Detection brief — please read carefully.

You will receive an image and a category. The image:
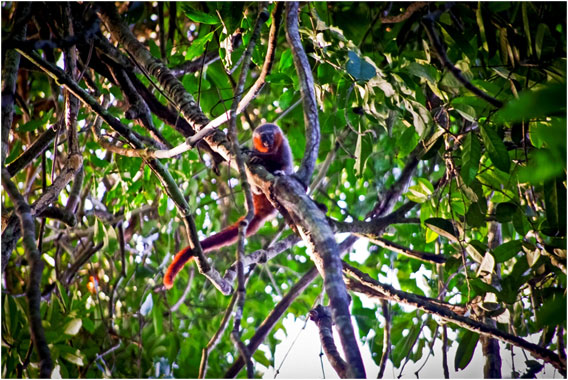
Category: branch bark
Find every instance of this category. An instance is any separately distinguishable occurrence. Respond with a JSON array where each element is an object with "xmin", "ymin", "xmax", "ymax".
[
  {"xmin": 285, "ymin": 2, "xmax": 320, "ymax": 186},
  {"xmin": 1, "ymin": 2, "xmax": 31, "ymax": 165},
  {"xmin": 309, "ymin": 305, "xmax": 348, "ymax": 378},
  {"xmin": 2, "ymin": 169, "xmax": 53, "ymax": 378}
]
